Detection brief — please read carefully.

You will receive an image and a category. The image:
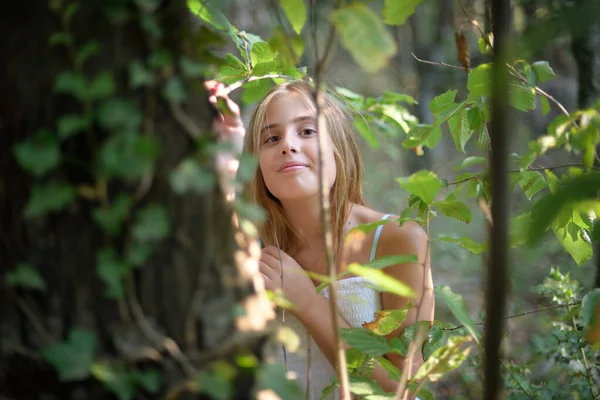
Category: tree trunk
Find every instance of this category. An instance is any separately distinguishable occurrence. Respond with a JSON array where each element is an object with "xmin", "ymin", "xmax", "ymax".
[{"xmin": 0, "ymin": 0, "xmax": 270, "ymax": 398}]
